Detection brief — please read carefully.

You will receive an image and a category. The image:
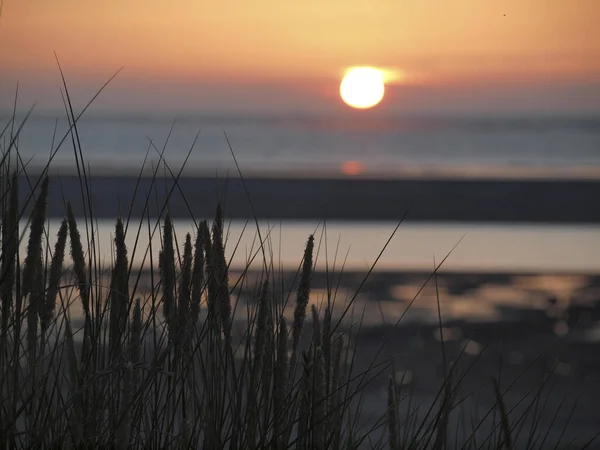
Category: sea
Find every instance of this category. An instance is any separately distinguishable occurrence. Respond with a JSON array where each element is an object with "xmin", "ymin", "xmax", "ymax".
[
  {"xmin": 4, "ymin": 112, "xmax": 600, "ymax": 178},
  {"xmin": 4, "ymin": 111, "xmax": 600, "ymax": 270}
]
